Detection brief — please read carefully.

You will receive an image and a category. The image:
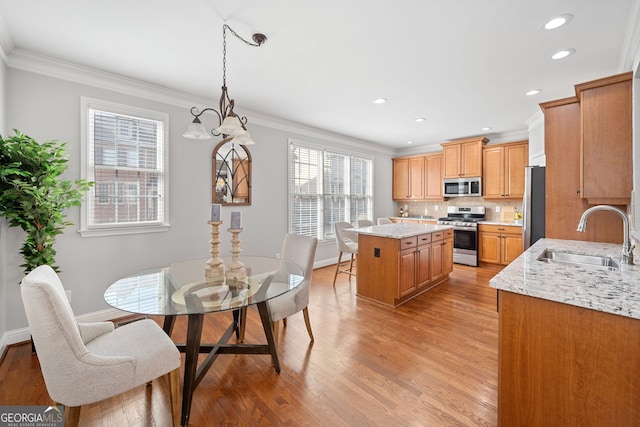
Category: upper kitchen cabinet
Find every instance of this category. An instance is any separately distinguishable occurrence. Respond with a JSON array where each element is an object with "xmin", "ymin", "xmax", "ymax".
[
  {"xmin": 424, "ymin": 153, "xmax": 444, "ymax": 200},
  {"xmin": 441, "ymin": 137, "xmax": 487, "ymax": 178},
  {"xmin": 575, "ymin": 72, "xmax": 632, "ymax": 205},
  {"xmin": 540, "ymin": 96, "xmax": 623, "ymax": 244},
  {"xmin": 482, "ymin": 141, "xmax": 528, "ymax": 200},
  {"xmin": 393, "ymin": 156, "xmax": 424, "ymax": 200}
]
